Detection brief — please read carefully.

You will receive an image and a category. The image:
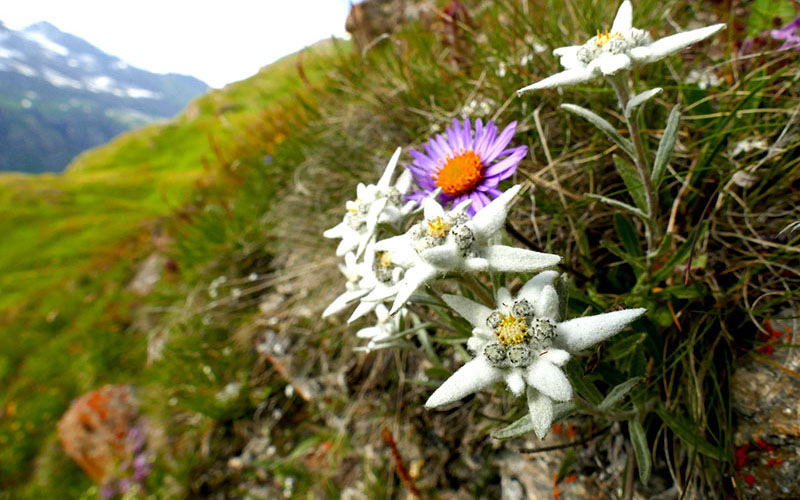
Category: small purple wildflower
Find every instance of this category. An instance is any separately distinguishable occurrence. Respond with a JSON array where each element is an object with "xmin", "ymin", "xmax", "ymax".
[
  {"xmin": 405, "ymin": 117, "xmax": 527, "ymax": 216},
  {"xmin": 770, "ymin": 15, "xmax": 800, "ymax": 50}
]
